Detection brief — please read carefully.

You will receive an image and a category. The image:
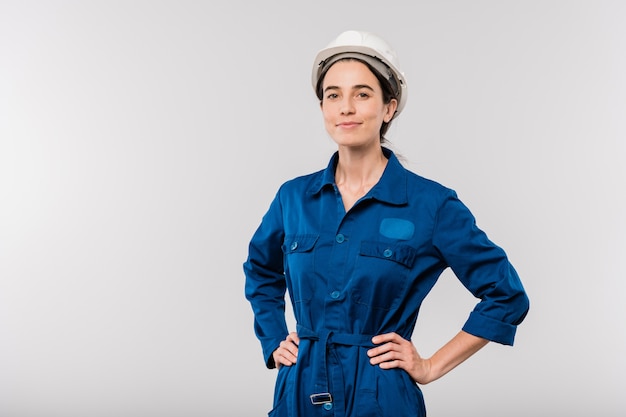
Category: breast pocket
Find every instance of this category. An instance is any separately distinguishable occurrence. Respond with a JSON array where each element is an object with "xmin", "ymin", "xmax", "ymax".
[
  {"xmin": 282, "ymin": 234, "xmax": 319, "ymax": 302},
  {"xmin": 352, "ymin": 241, "xmax": 418, "ymax": 310}
]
